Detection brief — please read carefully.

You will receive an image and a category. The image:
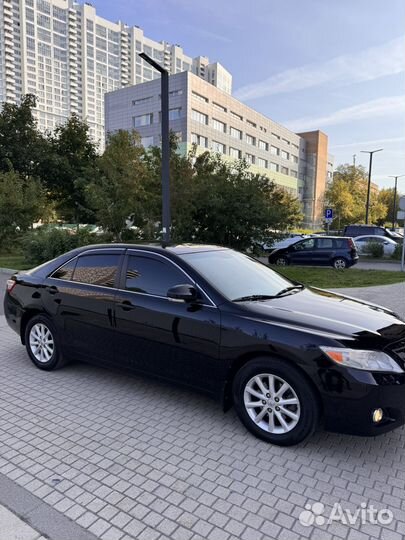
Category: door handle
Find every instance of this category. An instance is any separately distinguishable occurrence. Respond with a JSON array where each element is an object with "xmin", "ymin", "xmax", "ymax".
[
  {"xmin": 47, "ymin": 286, "xmax": 58, "ymax": 295},
  {"xmin": 117, "ymin": 300, "xmax": 135, "ymax": 311}
]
